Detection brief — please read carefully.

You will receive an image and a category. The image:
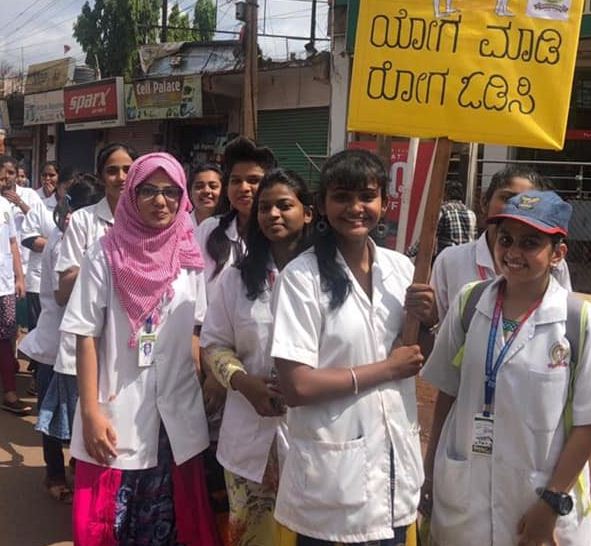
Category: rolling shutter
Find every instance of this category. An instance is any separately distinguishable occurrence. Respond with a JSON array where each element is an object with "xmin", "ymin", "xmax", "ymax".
[{"xmin": 258, "ymin": 107, "xmax": 329, "ymax": 190}]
